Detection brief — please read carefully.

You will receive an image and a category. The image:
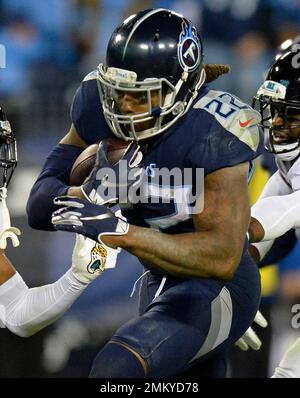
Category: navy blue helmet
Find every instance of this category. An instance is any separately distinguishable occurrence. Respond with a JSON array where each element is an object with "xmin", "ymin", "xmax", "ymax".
[{"xmin": 97, "ymin": 8, "xmax": 205, "ymax": 141}]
